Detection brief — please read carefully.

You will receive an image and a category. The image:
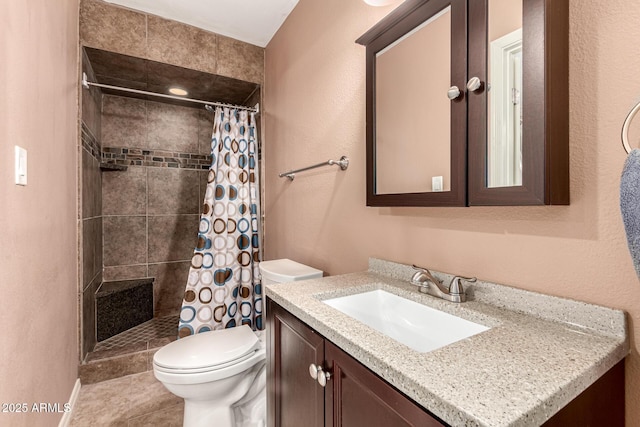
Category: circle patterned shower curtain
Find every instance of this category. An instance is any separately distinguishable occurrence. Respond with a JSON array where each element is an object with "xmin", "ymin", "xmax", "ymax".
[{"xmin": 178, "ymin": 107, "xmax": 262, "ymax": 338}]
